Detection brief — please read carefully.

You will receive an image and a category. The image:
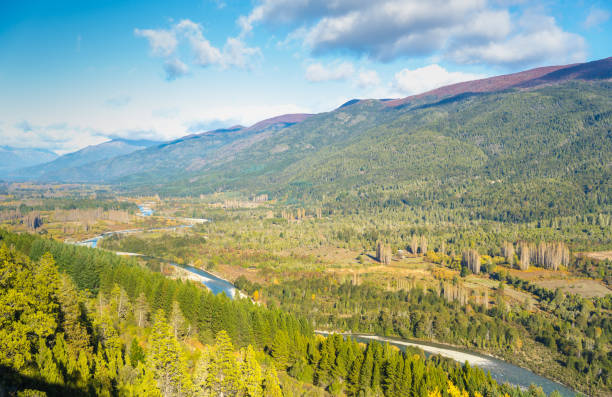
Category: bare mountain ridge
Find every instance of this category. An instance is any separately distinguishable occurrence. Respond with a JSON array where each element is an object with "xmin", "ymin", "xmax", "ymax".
[{"xmin": 383, "ymin": 57, "xmax": 612, "ymax": 108}]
